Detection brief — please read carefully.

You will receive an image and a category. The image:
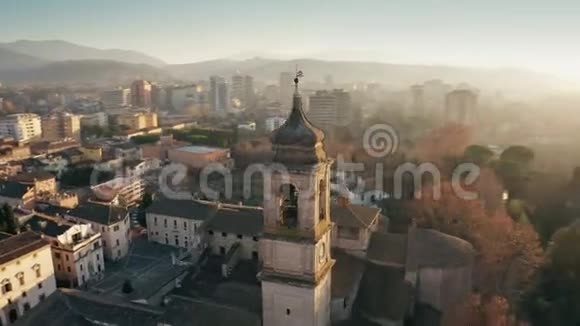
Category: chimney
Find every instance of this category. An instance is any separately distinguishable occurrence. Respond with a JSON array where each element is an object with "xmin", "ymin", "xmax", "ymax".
[{"xmin": 337, "ymin": 196, "xmax": 350, "ymax": 208}]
